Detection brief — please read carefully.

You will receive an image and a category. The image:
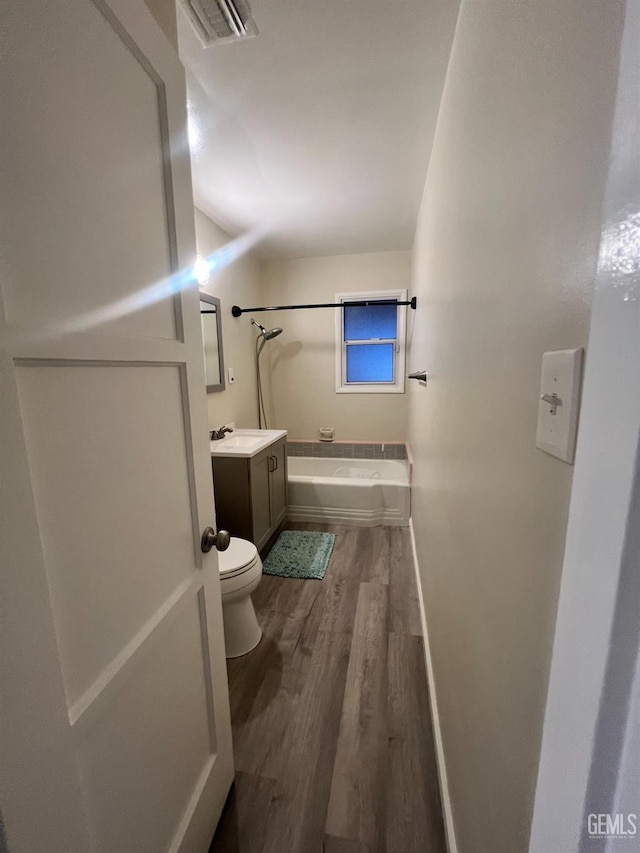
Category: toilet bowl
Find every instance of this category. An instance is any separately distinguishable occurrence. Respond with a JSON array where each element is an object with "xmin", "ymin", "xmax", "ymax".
[{"xmin": 218, "ymin": 537, "xmax": 263, "ymax": 658}]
